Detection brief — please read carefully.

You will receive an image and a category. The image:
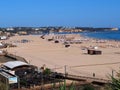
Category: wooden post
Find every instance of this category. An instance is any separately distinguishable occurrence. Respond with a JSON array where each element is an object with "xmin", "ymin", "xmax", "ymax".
[
  {"xmin": 64, "ymin": 65, "xmax": 67, "ymax": 90},
  {"xmin": 112, "ymin": 70, "xmax": 114, "ymax": 78},
  {"xmin": 18, "ymin": 76, "xmax": 20, "ymax": 89},
  {"xmin": 6, "ymin": 78, "xmax": 9, "ymax": 90}
]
